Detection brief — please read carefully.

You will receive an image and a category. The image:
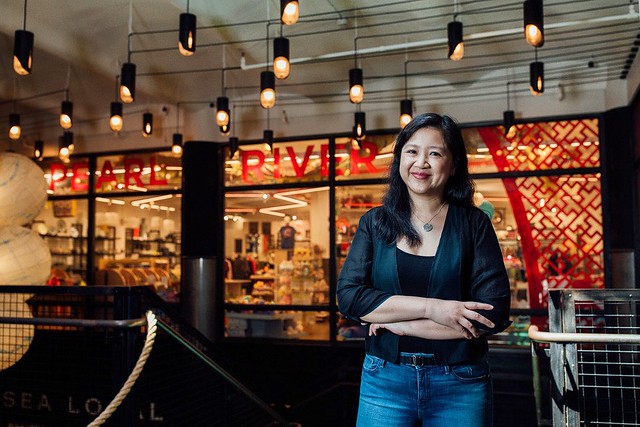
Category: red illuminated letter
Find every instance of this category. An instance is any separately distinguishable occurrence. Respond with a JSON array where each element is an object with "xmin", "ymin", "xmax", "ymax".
[
  {"xmin": 95, "ymin": 160, "xmax": 118, "ymax": 190},
  {"xmin": 49, "ymin": 163, "xmax": 67, "ymax": 191},
  {"xmin": 124, "ymin": 158, "xmax": 145, "ymax": 188},
  {"xmin": 149, "ymin": 156, "xmax": 168, "ymax": 186},
  {"xmin": 351, "ymin": 141, "xmax": 380, "ymax": 175},
  {"xmin": 287, "ymin": 145, "xmax": 314, "ymax": 177},
  {"xmin": 242, "ymin": 150, "xmax": 266, "ymax": 182},
  {"xmin": 71, "ymin": 161, "xmax": 89, "ymax": 191}
]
